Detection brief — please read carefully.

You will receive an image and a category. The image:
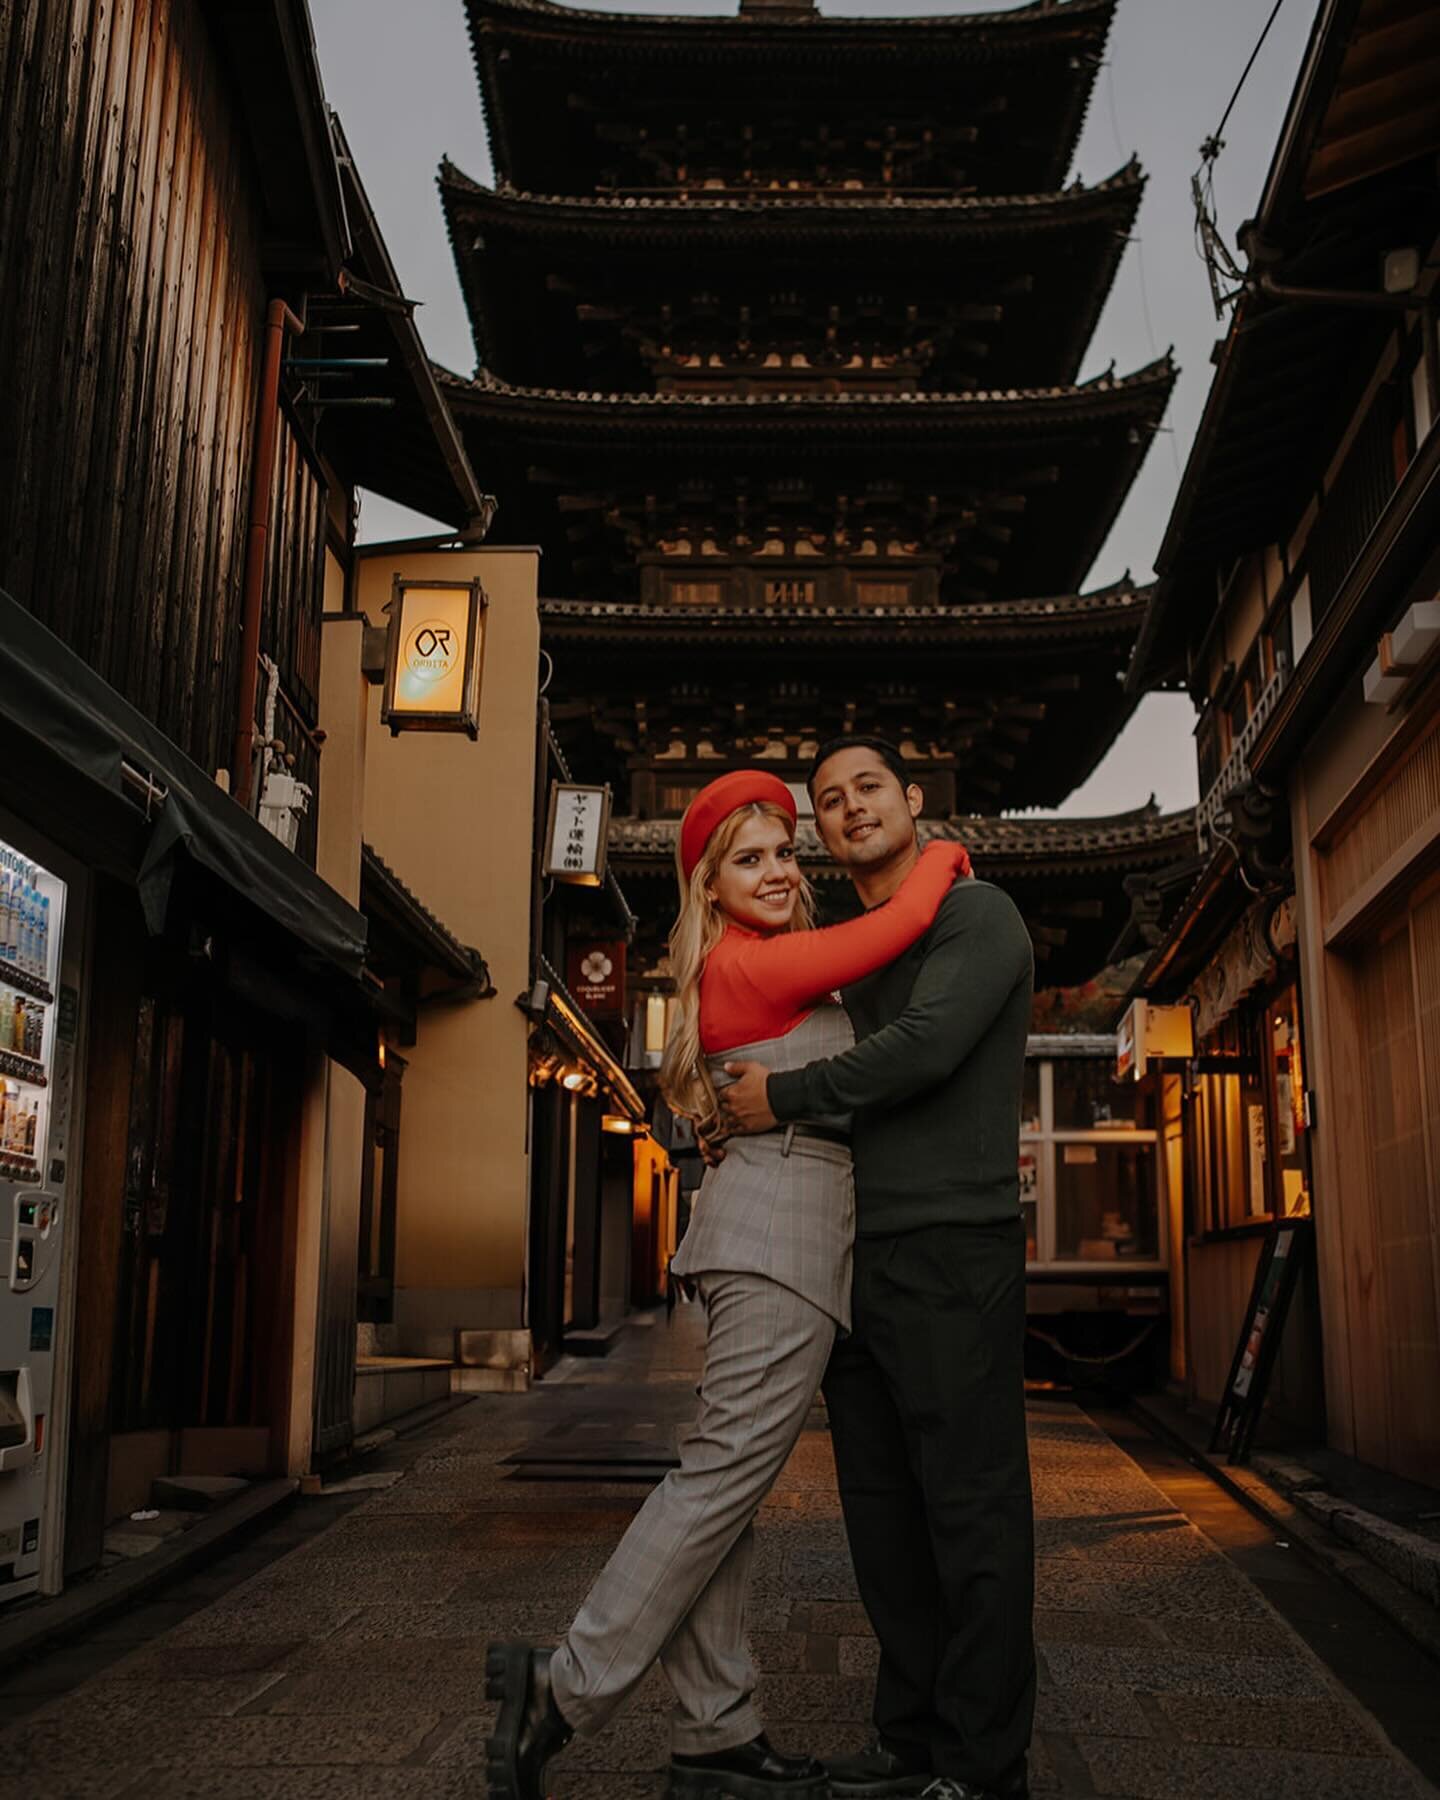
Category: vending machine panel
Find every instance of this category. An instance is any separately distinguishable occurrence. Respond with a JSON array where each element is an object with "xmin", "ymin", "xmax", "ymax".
[{"xmin": 0, "ymin": 833, "xmax": 79, "ymax": 1601}]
